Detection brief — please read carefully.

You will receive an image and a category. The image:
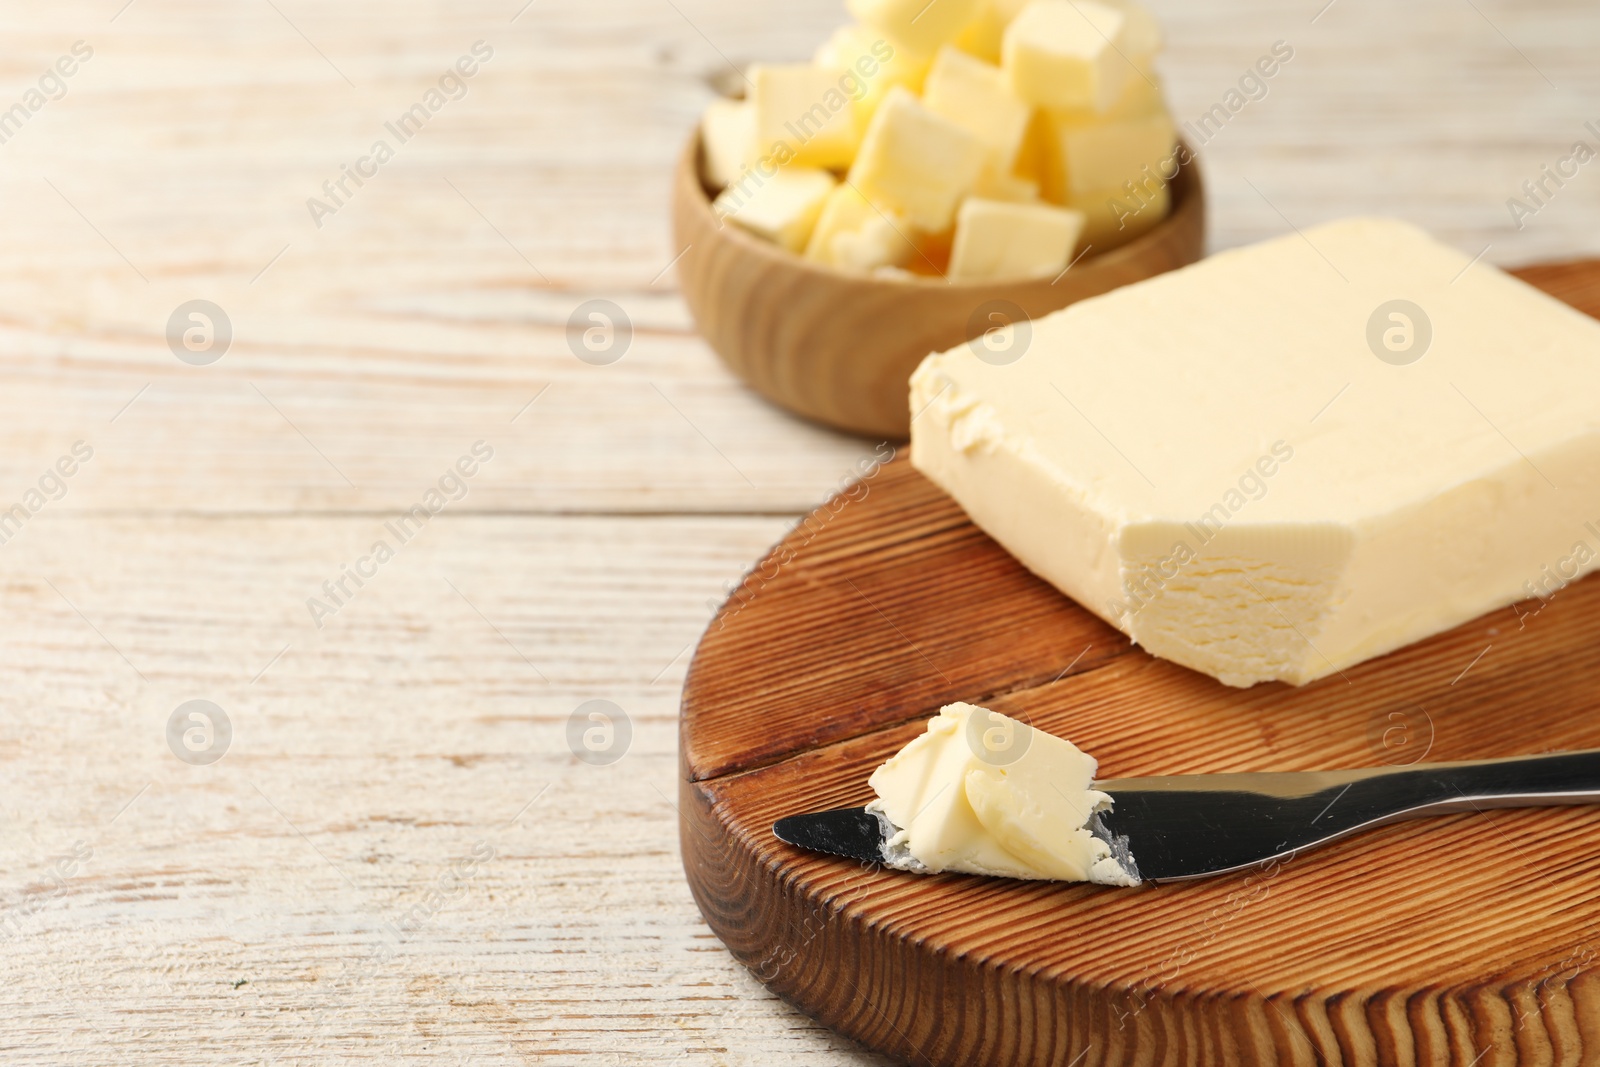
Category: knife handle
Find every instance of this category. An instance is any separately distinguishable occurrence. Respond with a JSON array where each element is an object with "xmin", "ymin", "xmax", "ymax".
[{"xmin": 1375, "ymin": 749, "xmax": 1600, "ymax": 817}]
